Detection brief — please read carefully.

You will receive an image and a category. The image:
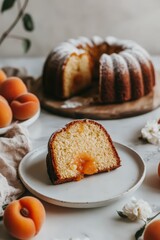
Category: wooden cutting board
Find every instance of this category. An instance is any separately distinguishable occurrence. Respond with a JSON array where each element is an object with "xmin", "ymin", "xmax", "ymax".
[
  {"xmin": 39, "ymin": 70, "xmax": 160, "ymax": 120},
  {"xmin": 4, "ymin": 63, "xmax": 159, "ymax": 120}
]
